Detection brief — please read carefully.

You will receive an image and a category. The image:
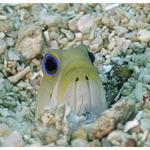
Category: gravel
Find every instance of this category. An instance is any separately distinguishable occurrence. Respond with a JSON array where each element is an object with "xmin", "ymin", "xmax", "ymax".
[{"xmin": 0, "ymin": 3, "xmax": 150, "ymax": 147}]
